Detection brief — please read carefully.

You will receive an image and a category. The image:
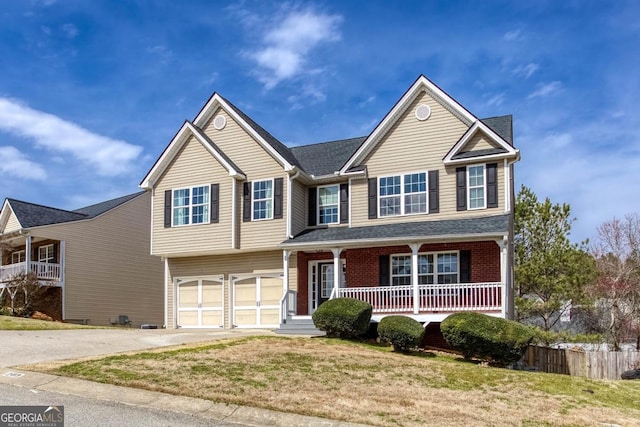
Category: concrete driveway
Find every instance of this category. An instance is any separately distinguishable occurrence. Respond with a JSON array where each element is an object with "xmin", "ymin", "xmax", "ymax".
[{"xmin": 0, "ymin": 328, "xmax": 274, "ymax": 368}]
